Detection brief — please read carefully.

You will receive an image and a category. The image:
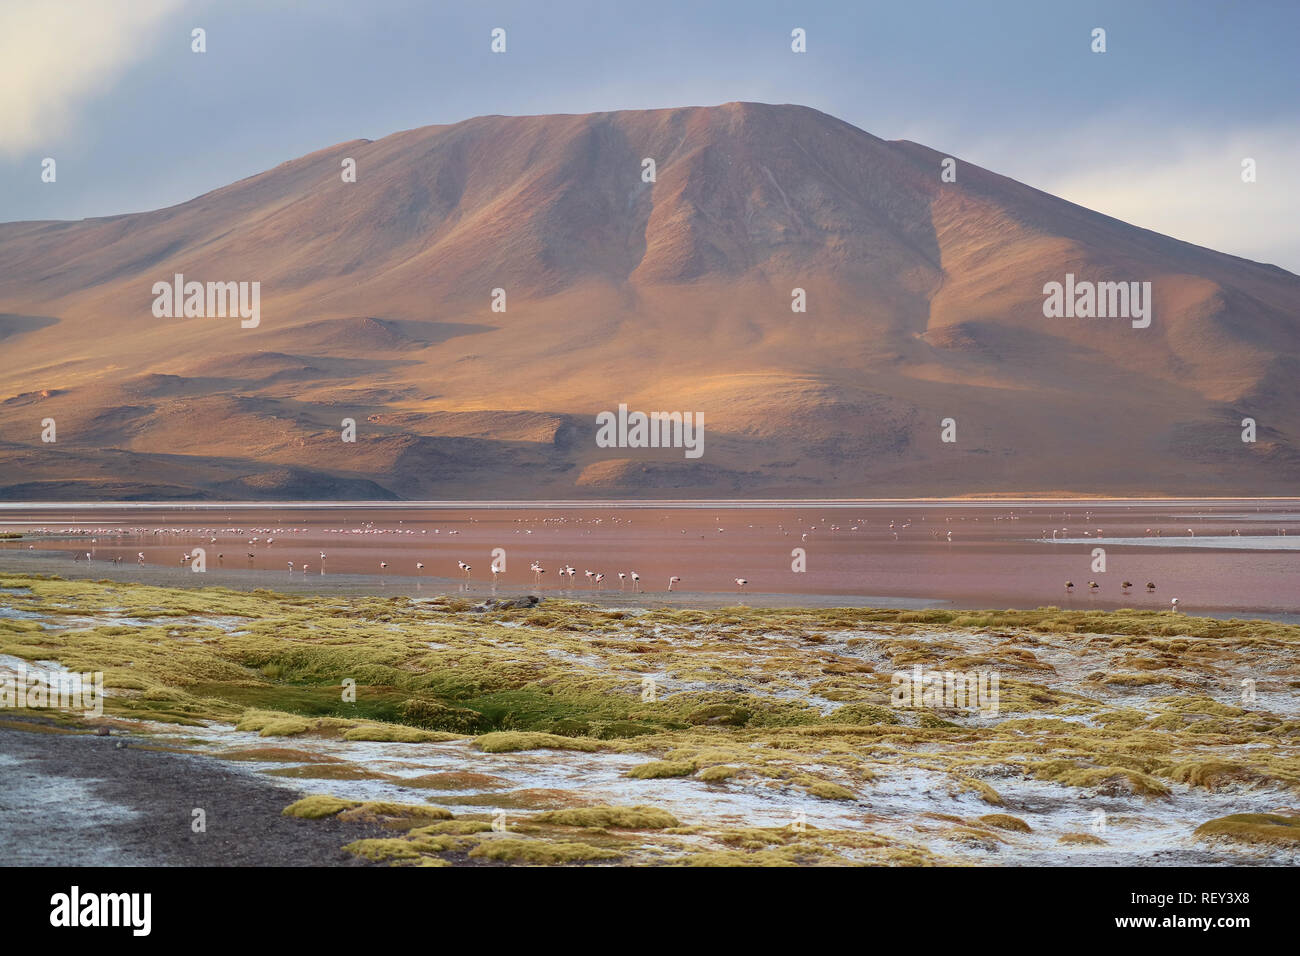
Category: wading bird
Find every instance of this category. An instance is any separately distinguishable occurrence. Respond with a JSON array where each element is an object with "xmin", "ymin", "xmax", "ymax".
[
  {"xmin": 735, "ymin": 578, "xmax": 748, "ymax": 591},
  {"xmin": 1065, "ymin": 581, "xmax": 1074, "ymax": 591},
  {"xmin": 630, "ymin": 571, "xmax": 641, "ymax": 592},
  {"xmin": 458, "ymin": 561, "xmax": 472, "ymax": 580},
  {"xmin": 1146, "ymin": 582, "xmax": 1156, "ymax": 592},
  {"xmin": 668, "ymin": 576, "xmax": 681, "ymax": 591}
]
